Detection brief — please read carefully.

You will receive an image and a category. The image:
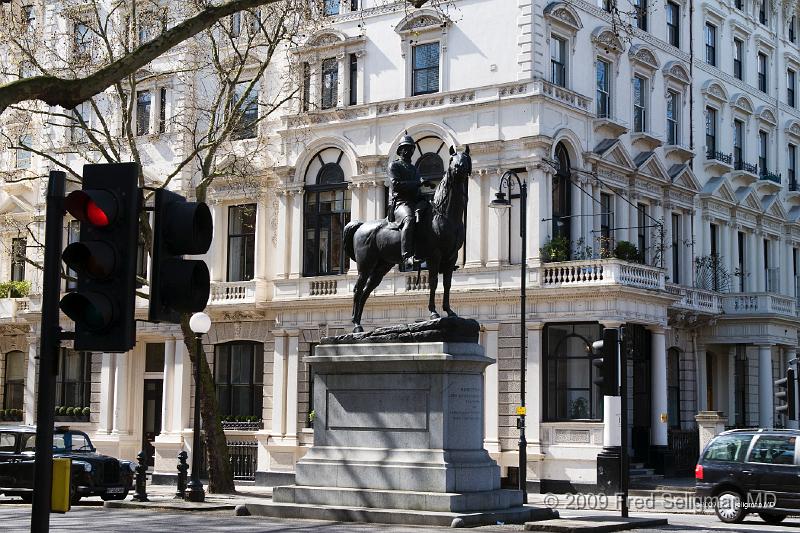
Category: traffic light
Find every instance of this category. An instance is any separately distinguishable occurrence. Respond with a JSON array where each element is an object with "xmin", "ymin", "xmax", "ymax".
[
  {"xmin": 775, "ymin": 367, "xmax": 797, "ymax": 421},
  {"xmin": 148, "ymin": 189, "xmax": 212, "ymax": 323},
  {"xmin": 591, "ymin": 327, "xmax": 619, "ymax": 397},
  {"xmin": 60, "ymin": 163, "xmax": 140, "ymax": 352}
]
